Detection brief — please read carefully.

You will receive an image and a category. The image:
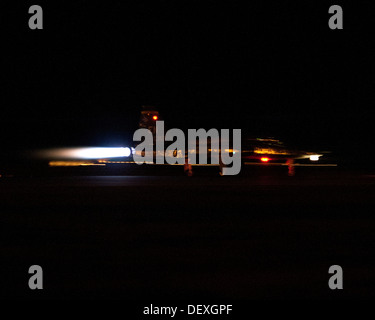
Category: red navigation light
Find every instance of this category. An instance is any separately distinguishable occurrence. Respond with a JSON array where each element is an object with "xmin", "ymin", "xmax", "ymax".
[
  {"xmin": 261, "ymin": 157, "xmax": 269, "ymax": 162},
  {"xmin": 152, "ymin": 115, "xmax": 158, "ymax": 120}
]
